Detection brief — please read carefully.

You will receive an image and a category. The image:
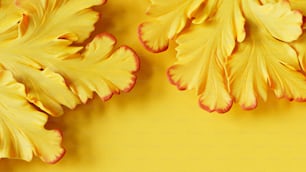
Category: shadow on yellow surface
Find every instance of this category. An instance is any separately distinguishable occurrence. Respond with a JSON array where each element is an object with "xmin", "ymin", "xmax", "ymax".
[{"xmin": 1, "ymin": 0, "xmax": 306, "ymax": 171}]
